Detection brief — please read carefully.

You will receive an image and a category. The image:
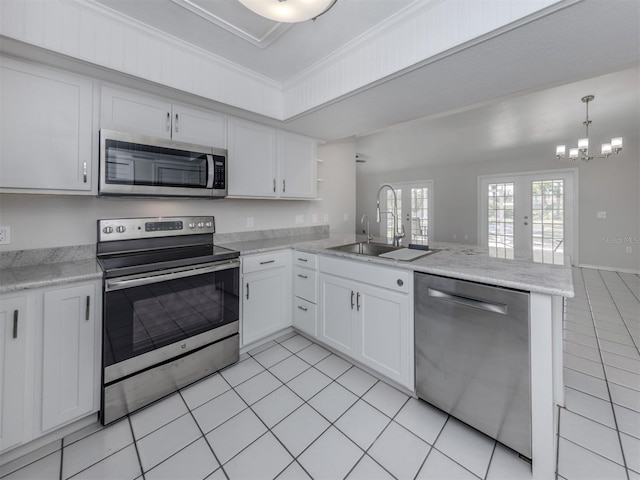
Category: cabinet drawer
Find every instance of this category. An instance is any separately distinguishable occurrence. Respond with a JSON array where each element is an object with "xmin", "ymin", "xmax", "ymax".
[
  {"xmin": 293, "ymin": 251, "xmax": 317, "ymax": 268},
  {"xmin": 294, "ymin": 266, "xmax": 317, "ymax": 303},
  {"xmin": 319, "ymin": 255, "xmax": 410, "ymax": 294},
  {"xmin": 293, "ymin": 298, "xmax": 317, "ymax": 337},
  {"xmin": 243, "ymin": 251, "xmax": 290, "ymax": 274}
]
